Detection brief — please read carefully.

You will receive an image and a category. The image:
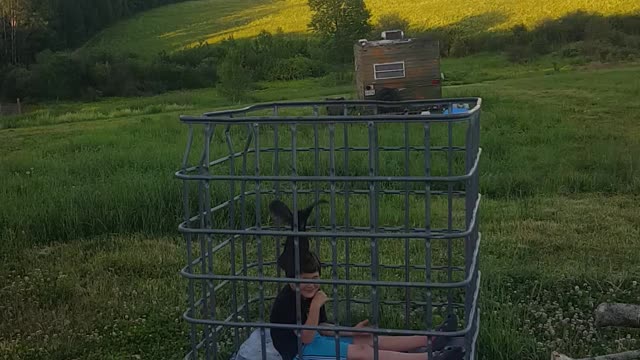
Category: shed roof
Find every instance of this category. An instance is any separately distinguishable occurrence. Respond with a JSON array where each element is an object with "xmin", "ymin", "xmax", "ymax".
[{"xmin": 355, "ymin": 38, "xmax": 414, "ymax": 48}]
